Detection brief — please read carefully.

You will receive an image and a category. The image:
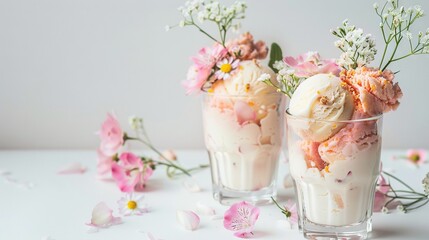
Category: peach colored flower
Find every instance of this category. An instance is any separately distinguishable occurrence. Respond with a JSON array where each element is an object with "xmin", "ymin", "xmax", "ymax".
[{"xmin": 227, "ymin": 32, "xmax": 268, "ymax": 60}]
